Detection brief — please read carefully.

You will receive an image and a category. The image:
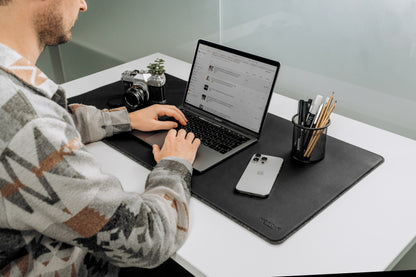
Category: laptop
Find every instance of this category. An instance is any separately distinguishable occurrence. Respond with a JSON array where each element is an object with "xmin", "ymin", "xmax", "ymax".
[{"xmin": 132, "ymin": 39, "xmax": 280, "ymax": 172}]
